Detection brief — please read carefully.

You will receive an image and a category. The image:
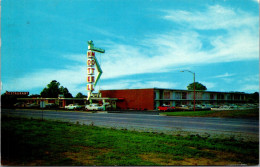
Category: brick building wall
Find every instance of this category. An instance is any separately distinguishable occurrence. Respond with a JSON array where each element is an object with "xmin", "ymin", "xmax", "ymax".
[{"xmin": 100, "ymin": 89, "xmax": 155, "ymax": 110}]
